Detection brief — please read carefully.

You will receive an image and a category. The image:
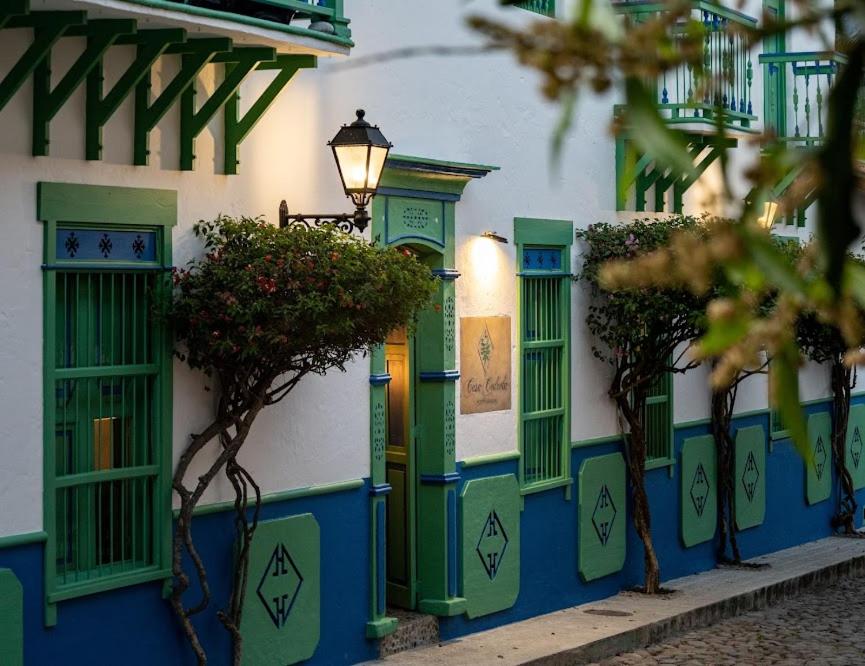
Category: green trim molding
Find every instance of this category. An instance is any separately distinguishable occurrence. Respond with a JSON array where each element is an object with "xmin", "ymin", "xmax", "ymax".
[
  {"xmin": 176, "ymin": 479, "xmax": 365, "ymax": 518},
  {"xmin": 38, "ymin": 182, "xmax": 178, "ymax": 227},
  {"xmin": 460, "ymin": 450, "xmax": 521, "ymax": 469},
  {"xmin": 0, "ymin": 531, "xmax": 48, "ymax": 550},
  {"xmin": 381, "ymin": 154, "xmax": 498, "ymax": 198}
]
